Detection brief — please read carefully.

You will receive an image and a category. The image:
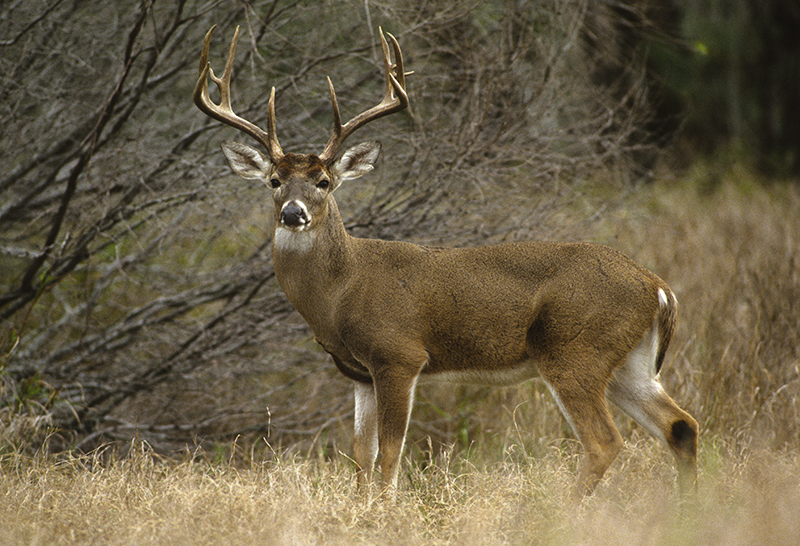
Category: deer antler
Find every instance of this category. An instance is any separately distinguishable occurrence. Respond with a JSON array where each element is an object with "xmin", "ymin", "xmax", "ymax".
[
  {"xmin": 318, "ymin": 28, "xmax": 409, "ymax": 164},
  {"xmin": 193, "ymin": 25, "xmax": 283, "ymax": 162}
]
